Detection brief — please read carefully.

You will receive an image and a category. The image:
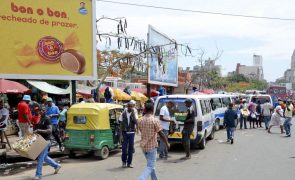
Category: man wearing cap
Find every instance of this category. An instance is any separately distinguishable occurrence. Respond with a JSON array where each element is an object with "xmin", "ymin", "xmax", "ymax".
[
  {"xmin": 181, "ymin": 98, "xmax": 195, "ymax": 160},
  {"xmin": 119, "ymin": 101, "xmax": 138, "ymax": 168},
  {"xmin": 284, "ymin": 100, "xmax": 293, "ymax": 137},
  {"xmin": 123, "ymin": 100, "xmax": 139, "ymax": 119},
  {"xmin": 46, "ymin": 98, "xmax": 62, "ymax": 151},
  {"xmin": 17, "ymin": 95, "xmax": 33, "ymax": 136}
]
